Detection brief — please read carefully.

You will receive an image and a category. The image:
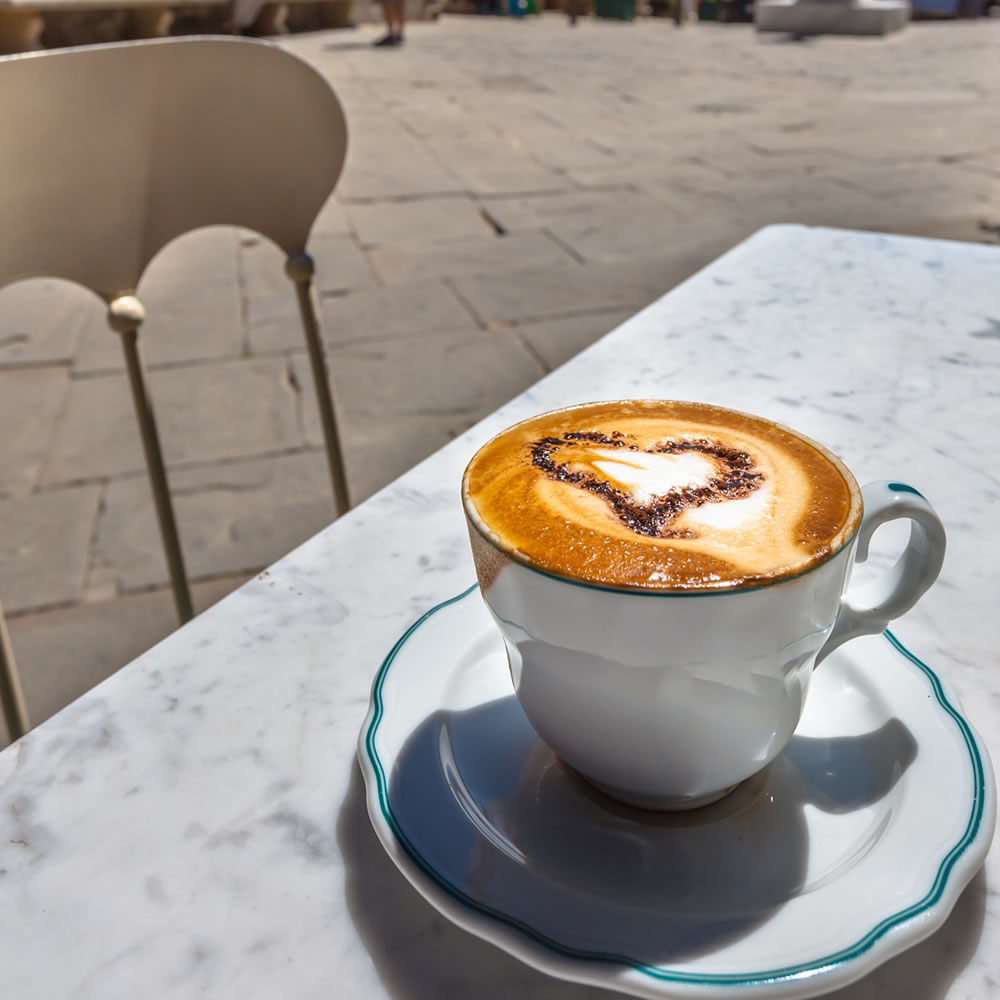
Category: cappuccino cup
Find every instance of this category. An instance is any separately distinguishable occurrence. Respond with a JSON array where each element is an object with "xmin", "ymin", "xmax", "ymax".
[{"xmin": 462, "ymin": 400, "xmax": 946, "ymax": 810}]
